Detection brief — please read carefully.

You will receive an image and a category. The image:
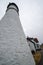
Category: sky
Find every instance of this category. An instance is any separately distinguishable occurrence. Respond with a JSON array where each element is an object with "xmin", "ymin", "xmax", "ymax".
[{"xmin": 0, "ymin": 0, "xmax": 43, "ymax": 44}]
